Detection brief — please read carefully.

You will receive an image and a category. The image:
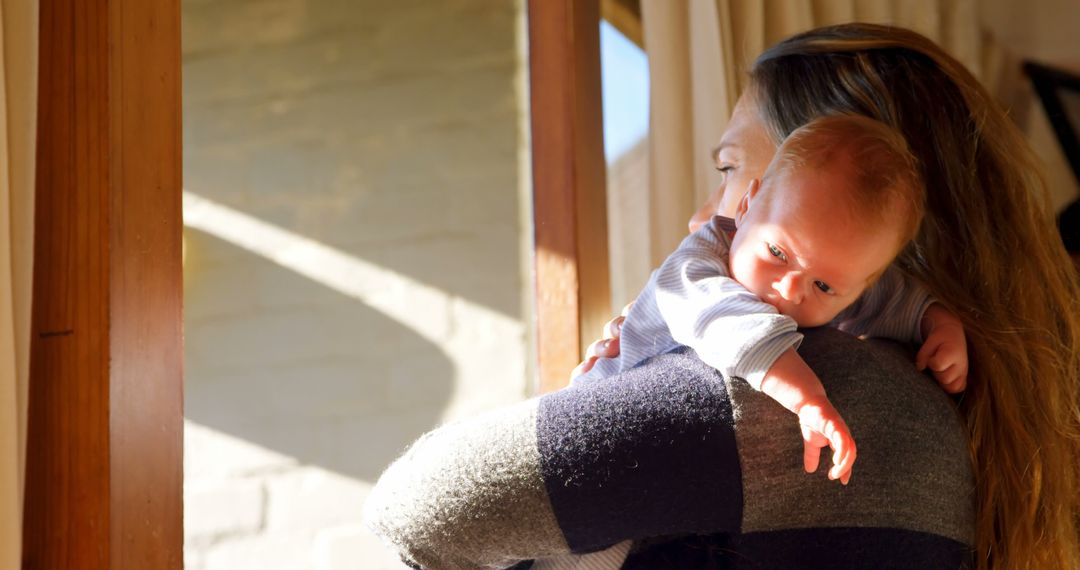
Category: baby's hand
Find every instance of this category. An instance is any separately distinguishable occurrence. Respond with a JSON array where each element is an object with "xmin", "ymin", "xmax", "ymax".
[
  {"xmin": 917, "ymin": 304, "xmax": 968, "ymax": 393},
  {"xmin": 761, "ymin": 349, "xmax": 856, "ymax": 485},
  {"xmin": 795, "ymin": 397, "xmax": 856, "ymax": 485}
]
